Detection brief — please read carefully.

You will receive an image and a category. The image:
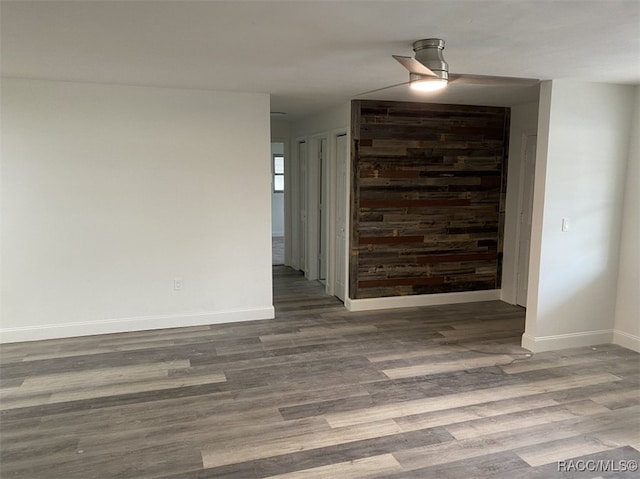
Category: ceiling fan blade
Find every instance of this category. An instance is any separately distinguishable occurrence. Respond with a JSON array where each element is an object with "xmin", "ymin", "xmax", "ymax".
[
  {"xmin": 448, "ymin": 73, "xmax": 539, "ymax": 87},
  {"xmin": 392, "ymin": 55, "xmax": 438, "ymax": 77},
  {"xmin": 357, "ymin": 81, "xmax": 411, "ymax": 97}
]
